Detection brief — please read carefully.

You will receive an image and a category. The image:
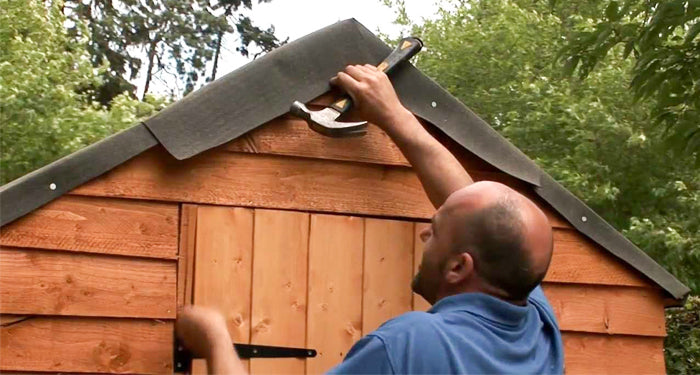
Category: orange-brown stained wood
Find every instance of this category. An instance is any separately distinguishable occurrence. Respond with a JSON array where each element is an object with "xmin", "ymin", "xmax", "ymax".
[
  {"xmin": 177, "ymin": 204, "xmax": 198, "ymax": 309},
  {"xmin": 0, "ymin": 248, "xmax": 176, "ymax": 319},
  {"xmin": 0, "ymin": 196, "xmax": 178, "ymax": 259},
  {"xmin": 543, "ymin": 284, "xmax": 666, "ymax": 337},
  {"xmin": 546, "ymin": 229, "xmax": 650, "ymax": 287},
  {"xmin": 71, "ymin": 148, "xmax": 568, "ymax": 228},
  {"xmin": 412, "ymin": 222, "xmax": 431, "ymax": 311},
  {"xmin": 193, "ymin": 205, "xmax": 254, "ymax": 373},
  {"xmin": 250, "ymin": 209, "xmax": 309, "ymax": 375},
  {"xmin": 562, "ymin": 332, "xmax": 665, "ymax": 374},
  {"xmin": 306, "ymin": 214, "xmax": 364, "ymax": 374},
  {"xmin": 362, "ymin": 219, "xmax": 414, "ymax": 334},
  {"xmin": 226, "ymin": 118, "xmax": 410, "ymax": 167},
  {"xmin": 0, "ymin": 317, "xmax": 173, "ymax": 374}
]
